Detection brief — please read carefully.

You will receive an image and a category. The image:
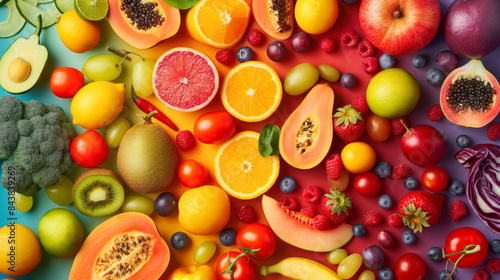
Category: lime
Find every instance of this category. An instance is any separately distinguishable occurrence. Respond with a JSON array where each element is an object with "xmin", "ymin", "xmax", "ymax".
[{"xmin": 74, "ymin": 0, "xmax": 109, "ymax": 21}]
